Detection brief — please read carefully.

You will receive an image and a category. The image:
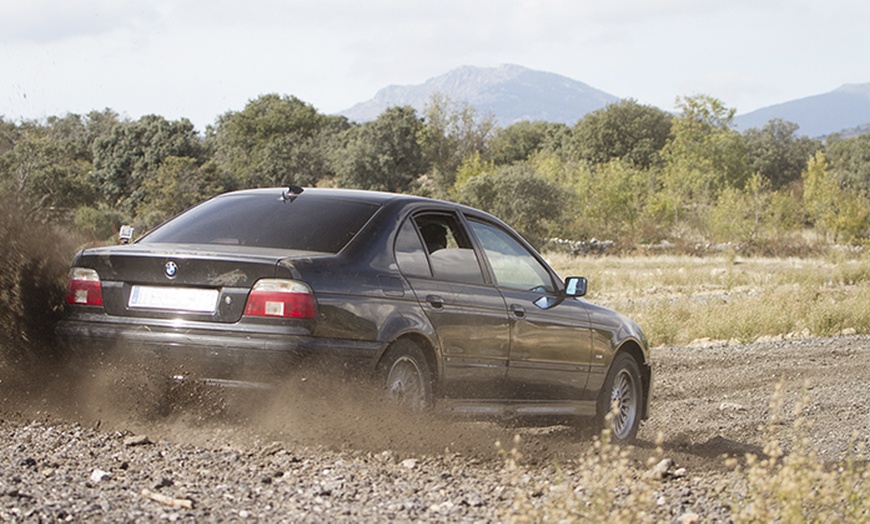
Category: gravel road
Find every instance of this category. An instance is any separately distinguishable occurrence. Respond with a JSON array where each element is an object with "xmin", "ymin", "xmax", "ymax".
[{"xmin": 2, "ymin": 335, "xmax": 868, "ymax": 521}]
